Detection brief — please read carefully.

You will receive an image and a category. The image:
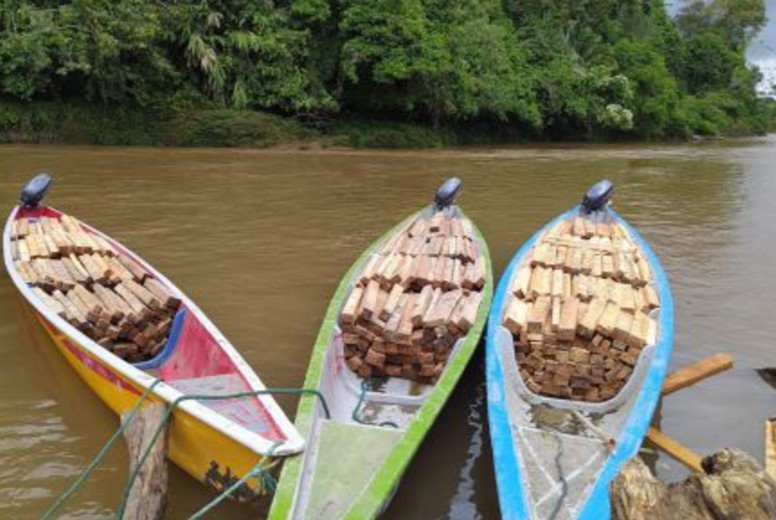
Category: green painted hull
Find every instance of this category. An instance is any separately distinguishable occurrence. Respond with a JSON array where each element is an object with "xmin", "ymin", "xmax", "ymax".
[{"xmin": 268, "ymin": 206, "xmax": 493, "ymax": 520}]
